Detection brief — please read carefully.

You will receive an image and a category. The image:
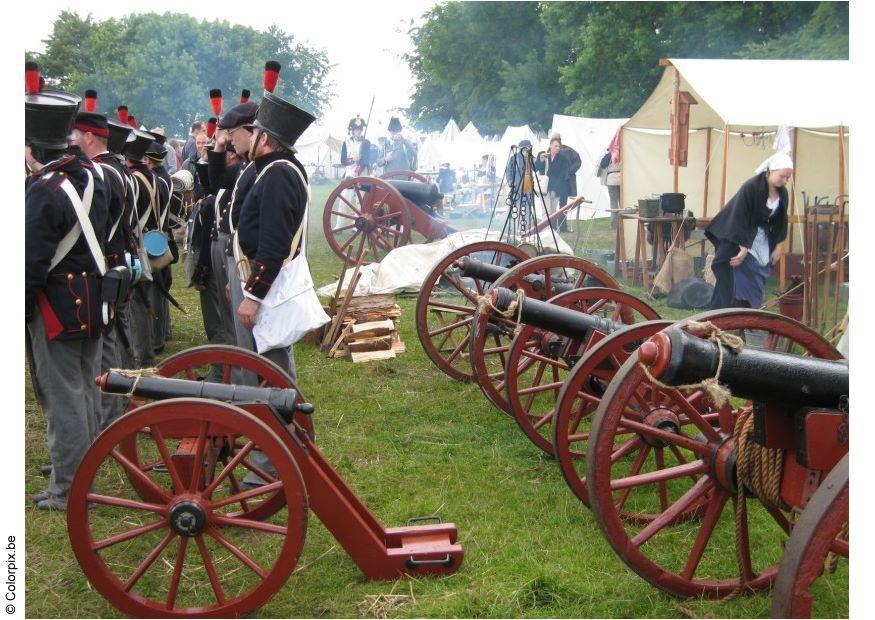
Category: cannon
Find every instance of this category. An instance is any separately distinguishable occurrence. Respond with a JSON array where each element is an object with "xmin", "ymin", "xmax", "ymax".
[
  {"xmin": 324, "ymin": 174, "xmax": 458, "ymax": 265},
  {"xmin": 466, "ymin": 255, "xmax": 644, "ymax": 417},
  {"xmin": 67, "ymin": 349, "xmax": 463, "ymax": 618},
  {"xmin": 416, "ymin": 247, "xmax": 621, "ymax": 386},
  {"xmin": 582, "ymin": 310, "xmax": 847, "ymax": 606}
]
